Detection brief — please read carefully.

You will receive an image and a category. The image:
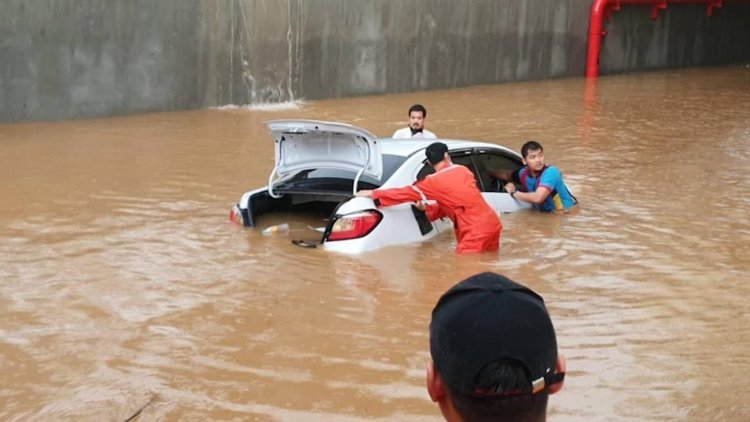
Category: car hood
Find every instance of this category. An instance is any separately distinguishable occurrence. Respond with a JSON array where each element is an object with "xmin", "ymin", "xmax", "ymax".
[{"xmin": 266, "ymin": 120, "xmax": 383, "ymax": 180}]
